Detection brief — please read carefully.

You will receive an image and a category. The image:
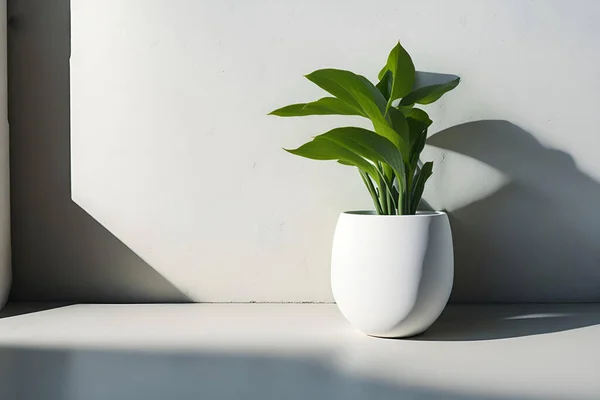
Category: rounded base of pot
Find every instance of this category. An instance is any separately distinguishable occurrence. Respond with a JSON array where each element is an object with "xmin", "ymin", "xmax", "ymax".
[
  {"xmin": 362, "ymin": 325, "xmax": 431, "ymax": 339},
  {"xmin": 331, "ymin": 211, "xmax": 454, "ymax": 338}
]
